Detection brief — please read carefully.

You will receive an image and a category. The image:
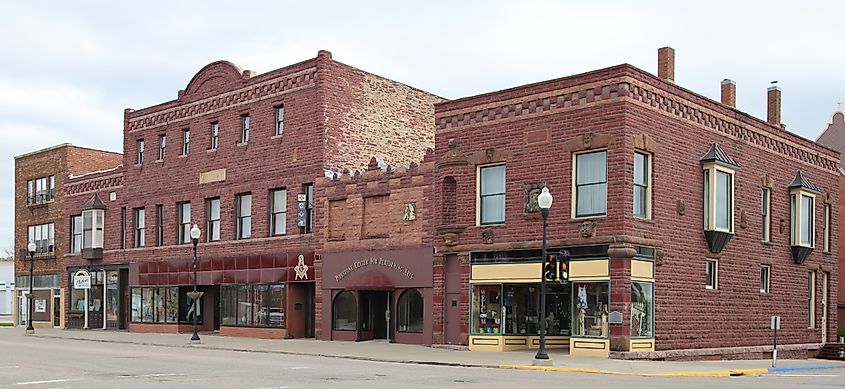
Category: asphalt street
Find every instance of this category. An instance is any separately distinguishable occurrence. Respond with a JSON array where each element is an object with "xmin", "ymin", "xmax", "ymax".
[{"xmin": 0, "ymin": 335, "xmax": 843, "ymax": 388}]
